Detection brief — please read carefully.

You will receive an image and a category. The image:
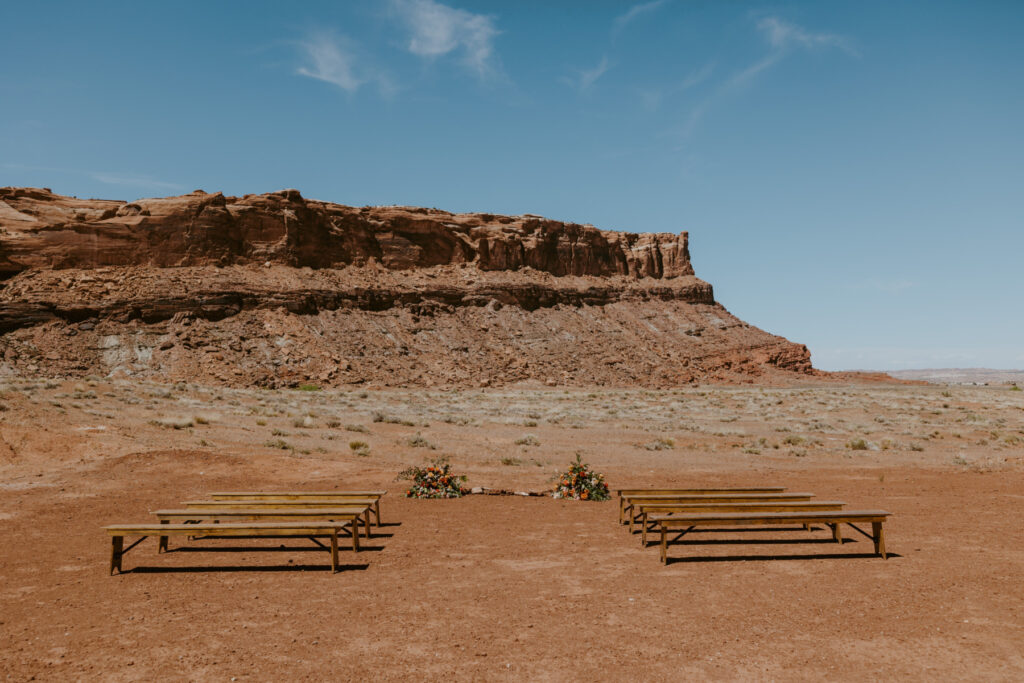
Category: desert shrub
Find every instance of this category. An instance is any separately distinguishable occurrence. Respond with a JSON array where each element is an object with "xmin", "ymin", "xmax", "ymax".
[
  {"xmin": 271, "ymin": 428, "xmax": 288, "ymax": 436},
  {"xmin": 373, "ymin": 412, "xmax": 416, "ymax": 426},
  {"xmin": 325, "ymin": 419, "xmax": 341, "ymax": 429},
  {"xmin": 515, "ymin": 434, "xmax": 540, "ymax": 447},
  {"xmin": 297, "ymin": 384, "xmax": 320, "ymax": 391},
  {"xmin": 345, "ymin": 423, "xmax": 369, "ymax": 433},
  {"xmin": 349, "ymin": 440, "xmax": 370, "ymax": 456},
  {"xmin": 641, "ymin": 437, "xmax": 675, "ymax": 451},
  {"xmin": 1011, "ymin": 384, "xmax": 1021, "ymax": 392},
  {"xmin": 408, "ymin": 432, "xmax": 437, "ymax": 449},
  {"xmin": 398, "ymin": 457, "xmax": 468, "ymax": 498},
  {"xmin": 909, "ymin": 443, "xmax": 925, "ymax": 452},
  {"xmin": 500, "ymin": 457, "xmax": 523, "ymax": 466},
  {"xmin": 264, "ymin": 438, "xmax": 292, "ymax": 450},
  {"xmin": 782, "ymin": 435, "xmax": 805, "ymax": 446},
  {"xmin": 552, "ymin": 453, "xmax": 609, "ymax": 501},
  {"xmin": 847, "ymin": 438, "xmax": 870, "ymax": 451}
]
